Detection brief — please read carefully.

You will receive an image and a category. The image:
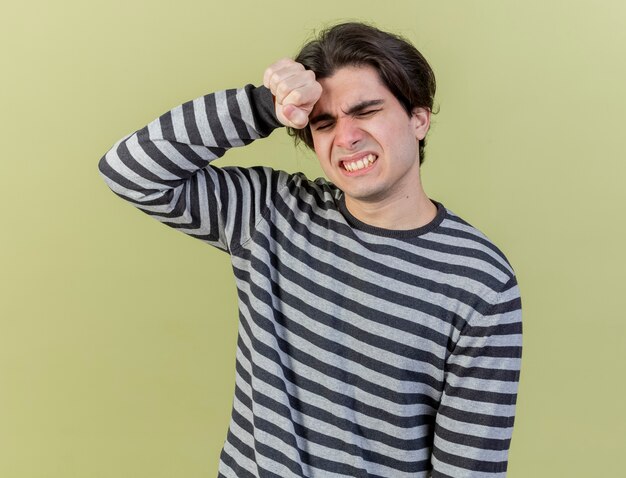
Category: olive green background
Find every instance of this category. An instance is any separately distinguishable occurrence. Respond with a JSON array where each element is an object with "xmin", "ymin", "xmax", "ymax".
[{"xmin": 1, "ymin": 0, "xmax": 624, "ymax": 476}]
